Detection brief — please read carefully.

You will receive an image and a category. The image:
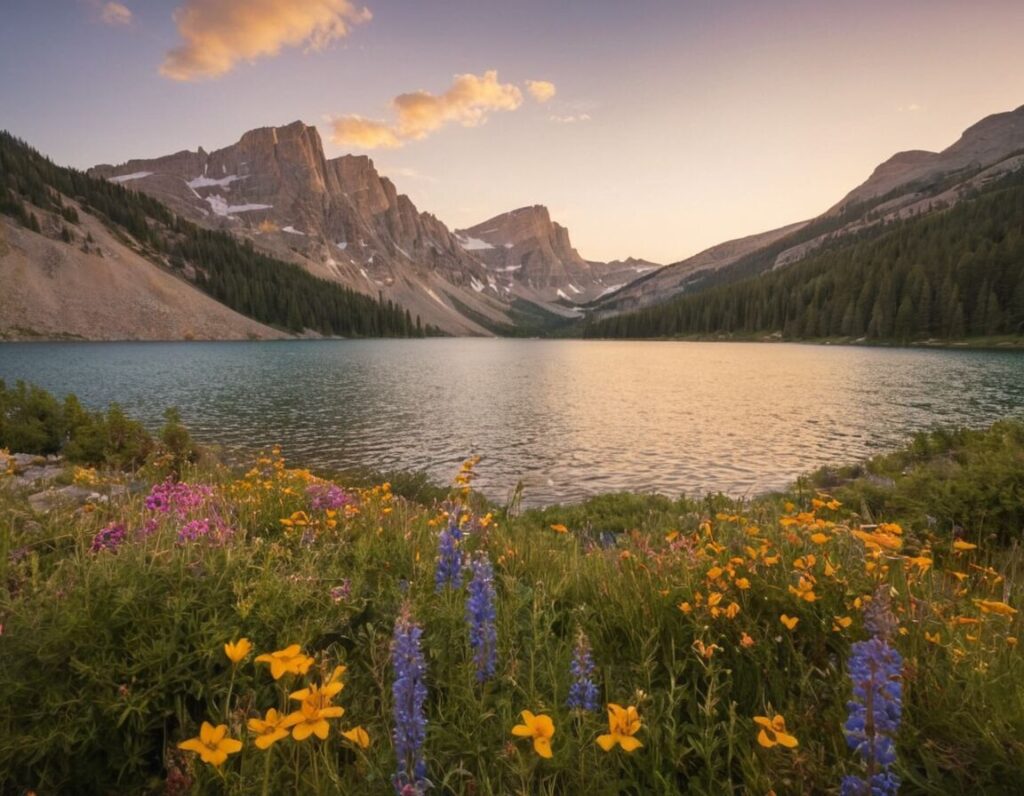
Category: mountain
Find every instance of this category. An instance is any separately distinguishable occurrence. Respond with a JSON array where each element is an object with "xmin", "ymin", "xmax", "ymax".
[
  {"xmin": 583, "ymin": 152, "xmax": 1024, "ymax": 342},
  {"xmin": 89, "ymin": 122, "xmax": 526, "ymax": 335},
  {"xmin": 455, "ymin": 205, "xmax": 659, "ymax": 306},
  {"xmin": 0, "ymin": 212, "xmax": 281, "ymax": 341},
  {"xmin": 0, "ymin": 131, "xmax": 428, "ymax": 341},
  {"xmin": 592, "ymin": 103, "xmax": 1024, "ymax": 317}
]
